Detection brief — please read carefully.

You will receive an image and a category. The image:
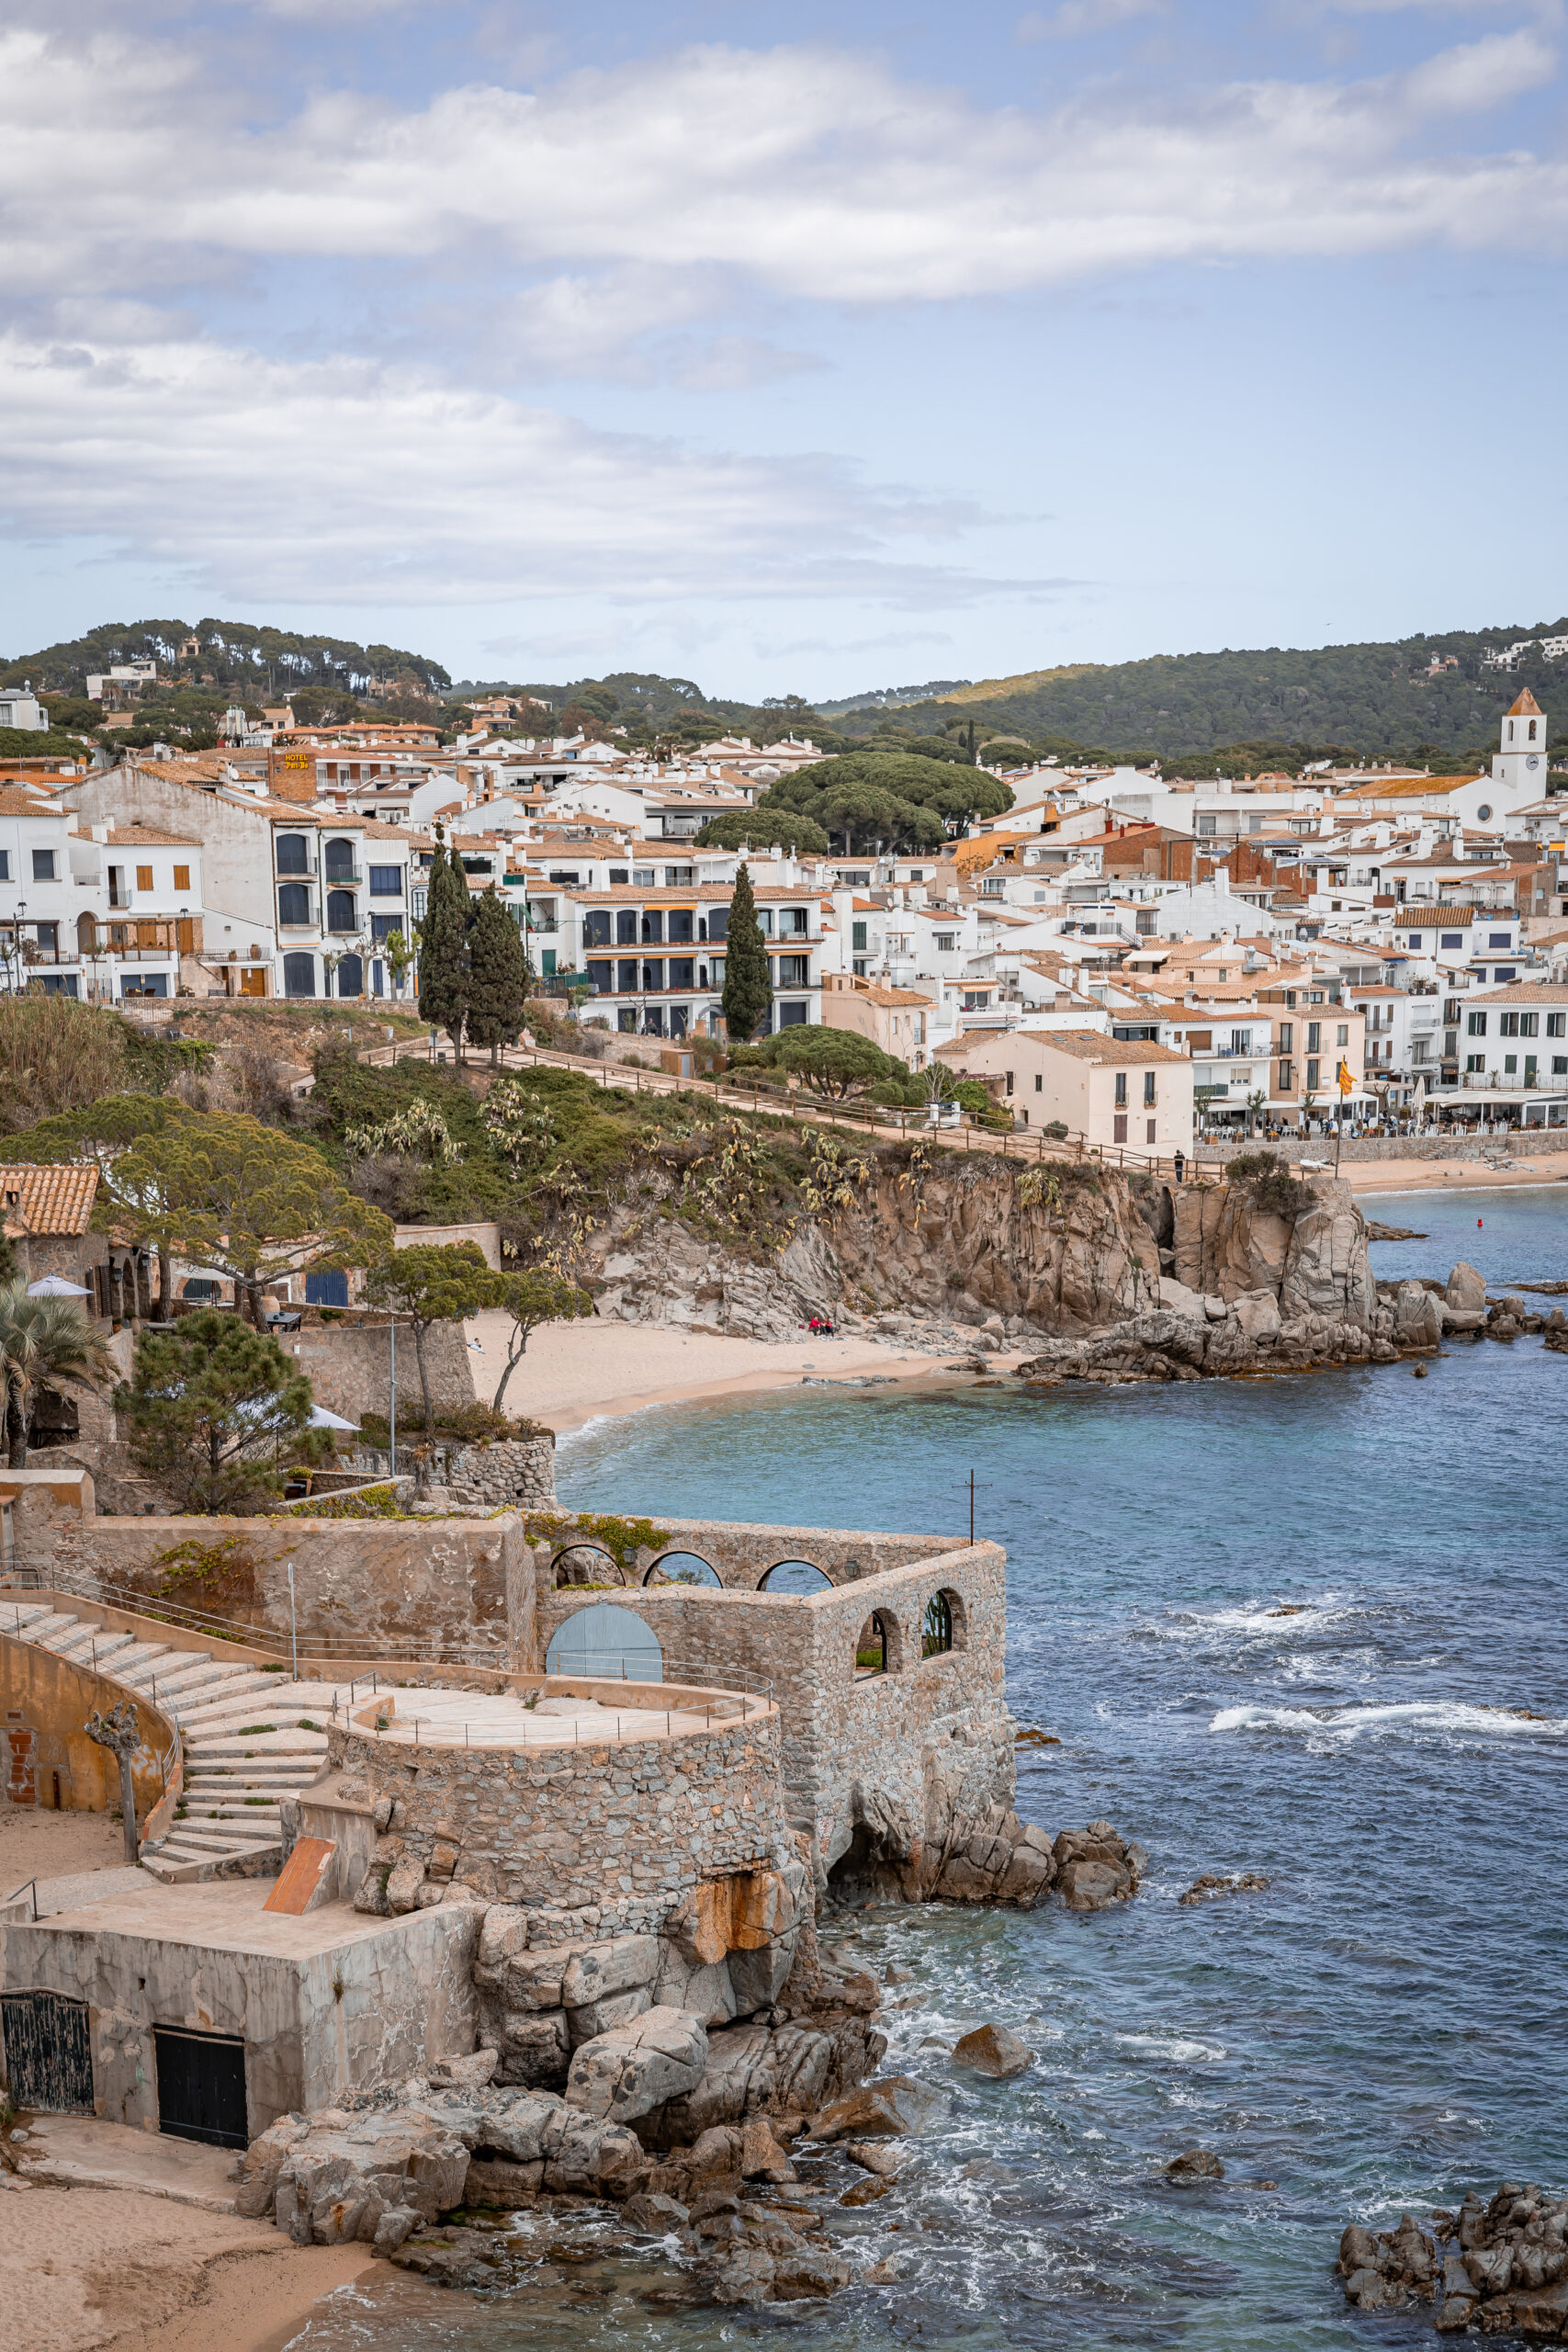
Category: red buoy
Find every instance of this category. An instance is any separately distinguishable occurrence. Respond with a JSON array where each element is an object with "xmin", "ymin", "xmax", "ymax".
[{"xmin": 1477, "ymin": 1217, "xmax": 1483, "ymax": 1228}]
